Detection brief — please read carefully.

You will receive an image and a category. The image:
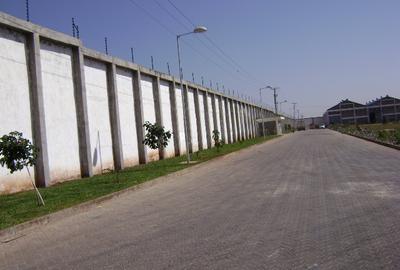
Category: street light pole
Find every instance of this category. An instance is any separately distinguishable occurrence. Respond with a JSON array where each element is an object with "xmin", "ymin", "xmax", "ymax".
[
  {"xmin": 266, "ymin": 86, "xmax": 279, "ymax": 114},
  {"xmin": 292, "ymin": 102, "xmax": 297, "ymax": 130},
  {"xmin": 176, "ymin": 26, "xmax": 207, "ymax": 165},
  {"xmin": 259, "ymin": 86, "xmax": 269, "ymax": 138},
  {"xmin": 279, "ymin": 100, "xmax": 287, "ymax": 114}
]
